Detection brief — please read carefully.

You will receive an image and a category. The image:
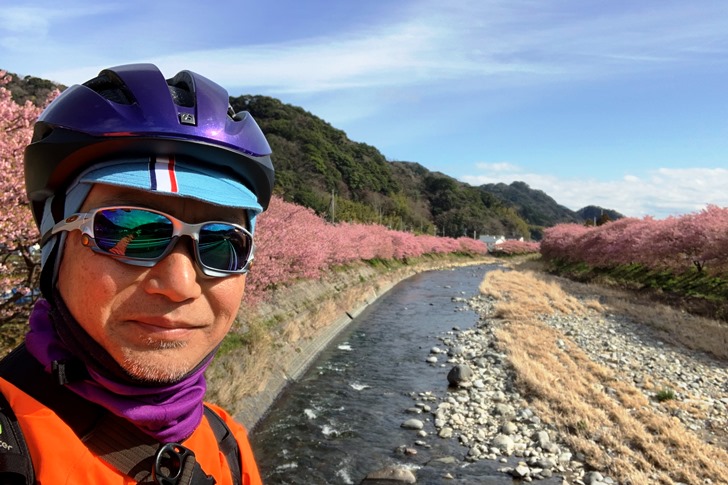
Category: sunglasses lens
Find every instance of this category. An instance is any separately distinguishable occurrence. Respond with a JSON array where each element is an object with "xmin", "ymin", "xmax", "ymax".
[
  {"xmin": 94, "ymin": 208, "xmax": 173, "ymax": 259},
  {"xmin": 198, "ymin": 223, "xmax": 251, "ymax": 272}
]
